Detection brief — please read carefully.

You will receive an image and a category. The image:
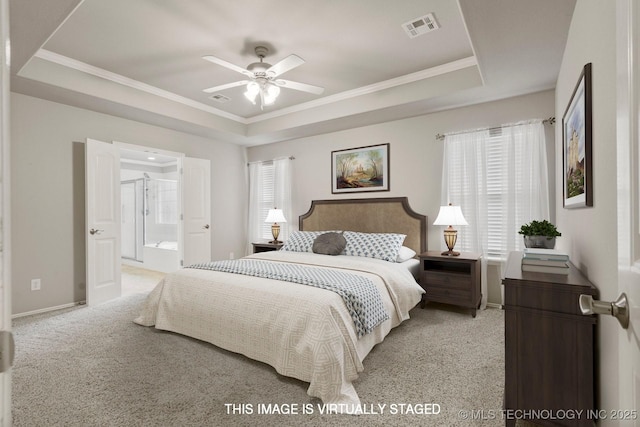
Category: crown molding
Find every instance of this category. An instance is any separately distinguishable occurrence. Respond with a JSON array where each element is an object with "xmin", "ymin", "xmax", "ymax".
[
  {"xmin": 246, "ymin": 56, "xmax": 478, "ymax": 123},
  {"xmin": 32, "ymin": 49, "xmax": 248, "ymax": 123},
  {"xmin": 29, "ymin": 49, "xmax": 478, "ymax": 128}
]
